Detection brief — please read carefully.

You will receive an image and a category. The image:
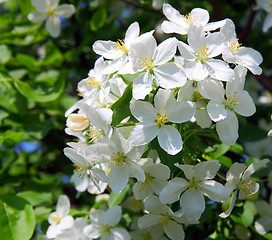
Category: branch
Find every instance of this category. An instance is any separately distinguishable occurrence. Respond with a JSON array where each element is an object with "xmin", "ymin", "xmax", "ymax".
[
  {"xmin": 117, "ymin": 0, "xmax": 164, "ymax": 17},
  {"xmin": 238, "ymin": 8, "xmax": 257, "ymax": 44},
  {"xmin": 209, "ymin": 0, "xmax": 225, "ymax": 20},
  {"xmin": 255, "ymin": 74, "xmax": 272, "ymax": 94}
]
